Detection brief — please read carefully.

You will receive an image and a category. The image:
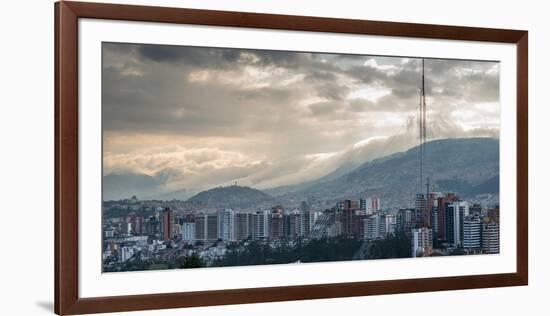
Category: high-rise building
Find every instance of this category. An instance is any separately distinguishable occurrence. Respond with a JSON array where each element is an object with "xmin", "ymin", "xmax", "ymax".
[
  {"xmin": 144, "ymin": 216, "xmax": 160, "ymax": 236},
  {"xmin": 327, "ymin": 221, "xmax": 342, "ymax": 237},
  {"xmin": 195, "ymin": 214, "xmax": 207, "ymax": 241},
  {"xmin": 463, "ymin": 215, "xmax": 481, "ymax": 251},
  {"xmin": 482, "ymin": 220, "xmax": 499, "ymax": 254},
  {"xmin": 206, "ymin": 214, "xmax": 219, "ymax": 241},
  {"xmin": 270, "ymin": 211, "xmax": 285, "ymax": 240},
  {"xmin": 359, "ymin": 198, "xmax": 367, "ymax": 212},
  {"xmin": 396, "ymin": 208, "xmax": 414, "ymax": 234},
  {"xmin": 123, "ymin": 221, "xmax": 133, "ymax": 236},
  {"xmin": 218, "ymin": 208, "xmax": 235, "ymax": 242},
  {"xmin": 427, "ymin": 192, "xmax": 443, "ymax": 232},
  {"xmin": 251, "ymin": 210, "xmax": 270, "ymax": 240},
  {"xmin": 364, "ymin": 214, "xmax": 380, "ymax": 240},
  {"xmin": 181, "ymin": 222, "xmax": 196, "ymax": 242},
  {"xmin": 161, "ymin": 208, "xmax": 173, "ymax": 241},
  {"xmin": 128, "ymin": 214, "xmax": 144, "ymax": 235},
  {"xmin": 234, "ymin": 212, "xmax": 252, "ymax": 241},
  {"xmin": 445, "ymin": 201, "xmax": 469, "ymax": 247},
  {"xmin": 435, "ymin": 192, "xmax": 459, "ymax": 242},
  {"xmin": 380, "ymin": 213, "xmax": 396, "ymax": 237},
  {"xmin": 285, "ymin": 210, "xmax": 302, "ymax": 238},
  {"xmin": 411, "ymin": 227, "xmax": 433, "ymax": 257},
  {"xmin": 341, "ymin": 209, "xmax": 356, "ymax": 238},
  {"xmin": 415, "ymin": 194, "xmax": 429, "ymax": 227},
  {"xmin": 362, "ymin": 196, "xmax": 381, "ymax": 214},
  {"xmin": 435, "ymin": 196, "xmax": 447, "ymax": 241},
  {"xmin": 301, "ymin": 210, "xmax": 317, "ymax": 237},
  {"xmin": 371, "ymin": 196, "xmax": 381, "ymax": 213},
  {"xmin": 342, "ymin": 200, "xmax": 355, "ymax": 210},
  {"xmin": 172, "ymin": 223, "xmax": 181, "ymax": 237},
  {"xmin": 354, "ymin": 212, "xmax": 367, "ymax": 239}
]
